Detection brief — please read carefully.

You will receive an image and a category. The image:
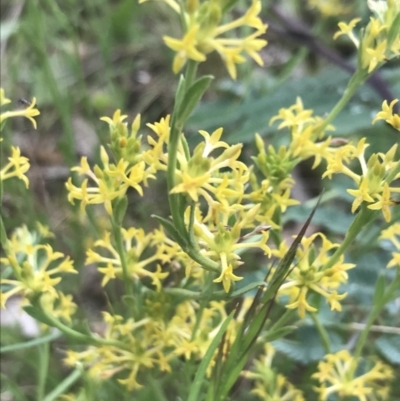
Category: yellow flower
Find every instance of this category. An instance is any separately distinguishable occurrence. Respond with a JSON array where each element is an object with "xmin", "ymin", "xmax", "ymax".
[
  {"xmin": 313, "ymin": 350, "xmax": 394, "ymax": 401},
  {"xmin": 163, "ymin": 25, "xmax": 207, "ymax": 73},
  {"xmin": 246, "ymin": 344, "xmax": 305, "ymax": 401},
  {"xmin": 333, "ymin": 18, "xmax": 361, "ymax": 45},
  {"xmin": 365, "ymin": 40, "xmax": 387, "ymax": 72},
  {"xmin": 372, "ymin": 99, "xmax": 400, "ymax": 131},
  {"xmin": 276, "ymin": 233, "xmax": 355, "ymax": 318},
  {"xmin": 88, "ymin": 227, "xmax": 172, "ymax": 288},
  {"xmin": 0, "ymin": 146, "xmax": 30, "ymax": 188},
  {"xmin": 213, "ymin": 254, "xmax": 243, "ymax": 293},
  {"xmin": 0, "ymin": 226, "xmax": 76, "ymax": 308},
  {"xmin": 0, "ymin": 95, "xmax": 40, "ymax": 129},
  {"xmin": 0, "ymin": 88, "xmax": 11, "ymax": 106},
  {"xmin": 151, "ymin": 0, "xmax": 267, "ymax": 78}
]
